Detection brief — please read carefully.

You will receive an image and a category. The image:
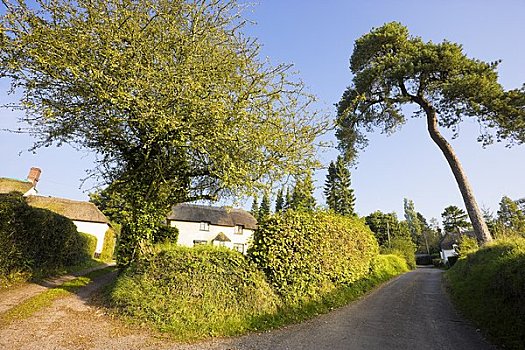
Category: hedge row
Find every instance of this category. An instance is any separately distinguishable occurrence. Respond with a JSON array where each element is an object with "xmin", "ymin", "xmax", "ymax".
[
  {"xmin": 249, "ymin": 210, "xmax": 379, "ymax": 303},
  {"xmin": 110, "ymin": 245, "xmax": 280, "ymax": 339},
  {"xmin": 447, "ymin": 238, "xmax": 525, "ymax": 349},
  {"xmin": 0, "ymin": 193, "xmax": 93, "ymax": 285}
]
